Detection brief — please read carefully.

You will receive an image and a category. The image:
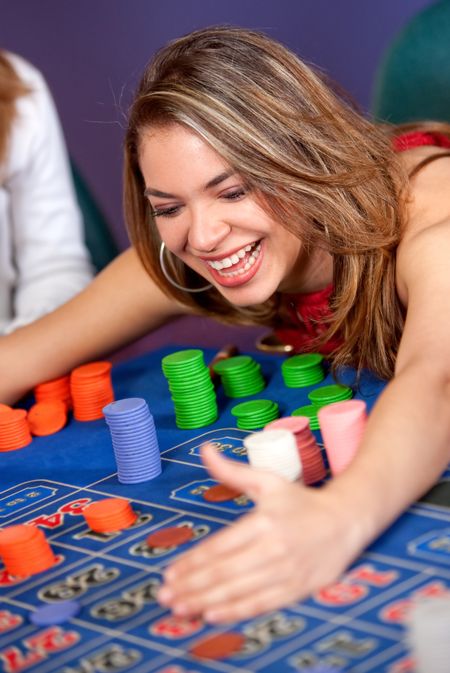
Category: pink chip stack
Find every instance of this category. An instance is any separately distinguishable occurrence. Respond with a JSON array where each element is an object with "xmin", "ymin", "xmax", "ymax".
[
  {"xmin": 318, "ymin": 399, "xmax": 368, "ymax": 476},
  {"xmin": 265, "ymin": 416, "xmax": 327, "ymax": 485}
]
